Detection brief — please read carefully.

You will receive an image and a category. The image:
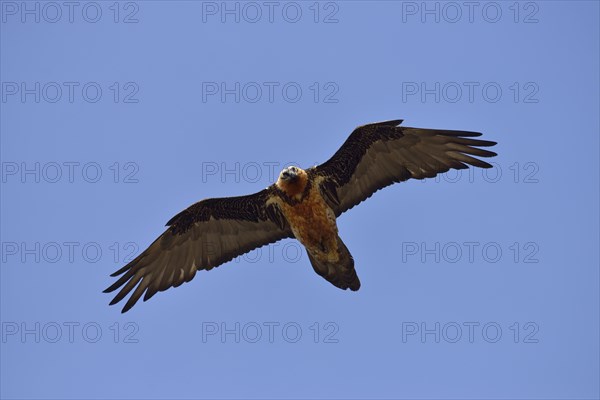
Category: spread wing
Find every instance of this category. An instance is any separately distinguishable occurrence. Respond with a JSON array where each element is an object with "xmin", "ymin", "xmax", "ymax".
[
  {"xmin": 313, "ymin": 119, "xmax": 497, "ymax": 216},
  {"xmin": 104, "ymin": 187, "xmax": 292, "ymax": 313}
]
